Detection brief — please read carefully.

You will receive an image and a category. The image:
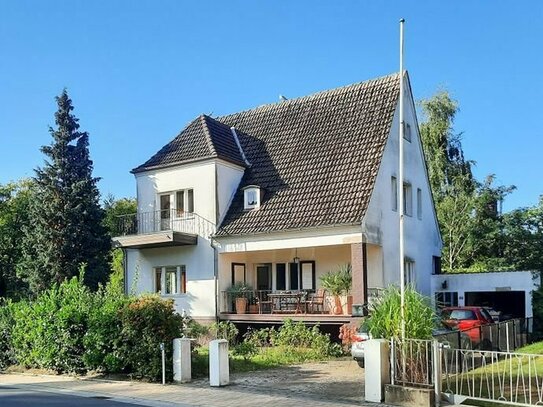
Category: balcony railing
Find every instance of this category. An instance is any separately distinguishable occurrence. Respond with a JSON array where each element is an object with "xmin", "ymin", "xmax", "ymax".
[{"xmin": 113, "ymin": 209, "xmax": 216, "ymax": 238}]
